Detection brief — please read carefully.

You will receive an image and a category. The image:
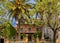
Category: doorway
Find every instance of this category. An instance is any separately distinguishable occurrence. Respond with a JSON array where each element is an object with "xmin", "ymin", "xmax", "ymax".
[
  {"xmin": 0, "ymin": 38, "xmax": 4, "ymax": 43},
  {"xmin": 28, "ymin": 34, "xmax": 35, "ymax": 43},
  {"xmin": 28, "ymin": 34, "xmax": 32, "ymax": 41}
]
